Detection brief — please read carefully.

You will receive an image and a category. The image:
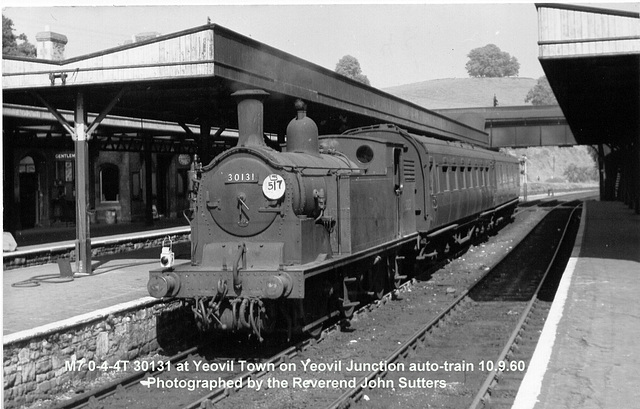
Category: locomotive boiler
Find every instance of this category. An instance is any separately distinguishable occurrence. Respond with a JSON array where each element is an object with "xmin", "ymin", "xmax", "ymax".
[{"xmin": 148, "ymin": 89, "xmax": 520, "ymax": 340}]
